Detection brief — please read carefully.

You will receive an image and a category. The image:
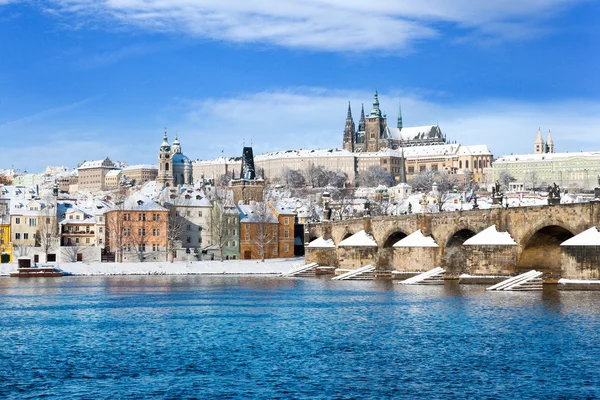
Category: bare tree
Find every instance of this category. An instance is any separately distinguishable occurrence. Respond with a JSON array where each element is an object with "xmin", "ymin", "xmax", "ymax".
[
  {"xmin": 105, "ymin": 189, "xmax": 129, "ymax": 262},
  {"xmin": 218, "ymin": 171, "xmax": 234, "ymax": 187},
  {"xmin": 329, "ymin": 188, "xmax": 356, "ymax": 221},
  {"xmin": 166, "ymin": 206, "xmax": 186, "ymax": 263},
  {"xmin": 304, "ymin": 165, "xmax": 347, "ymax": 188},
  {"xmin": 281, "ymin": 167, "xmax": 306, "ymax": 187},
  {"xmin": 525, "ymin": 171, "xmax": 539, "ymax": 191},
  {"xmin": 252, "ymin": 202, "xmax": 278, "ymax": 262},
  {"xmin": 499, "ymin": 171, "xmax": 516, "ymax": 191},
  {"xmin": 35, "ymin": 198, "xmax": 59, "ymax": 263},
  {"xmin": 410, "ymin": 170, "xmax": 456, "ymax": 193},
  {"xmin": 357, "ymin": 166, "xmax": 394, "ymax": 187}
]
